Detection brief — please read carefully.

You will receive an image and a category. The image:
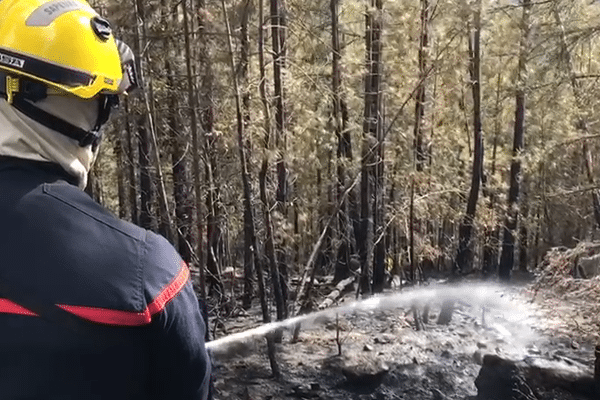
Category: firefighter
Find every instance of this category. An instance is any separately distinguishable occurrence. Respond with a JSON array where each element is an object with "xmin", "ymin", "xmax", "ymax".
[{"xmin": 0, "ymin": 1, "xmax": 211, "ymax": 399}]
